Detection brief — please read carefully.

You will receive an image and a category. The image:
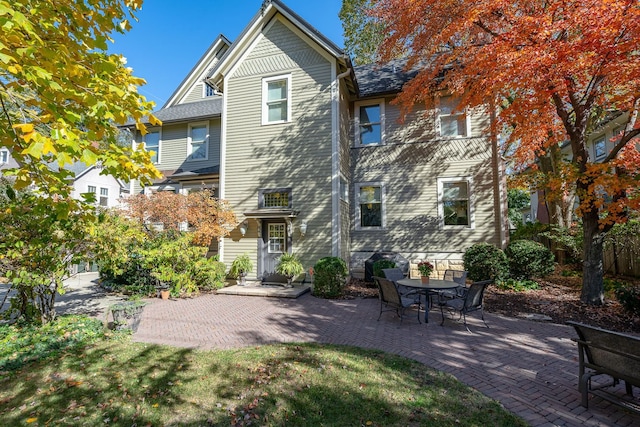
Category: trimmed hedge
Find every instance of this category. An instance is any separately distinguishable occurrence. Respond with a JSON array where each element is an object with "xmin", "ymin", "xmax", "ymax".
[
  {"xmin": 312, "ymin": 257, "xmax": 348, "ymax": 298},
  {"xmin": 506, "ymin": 240, "xmax": 555, "ymax": 280},
  {"xmin": 463, "ymin": 243, "xmax": 509, "ymax": 282}
]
